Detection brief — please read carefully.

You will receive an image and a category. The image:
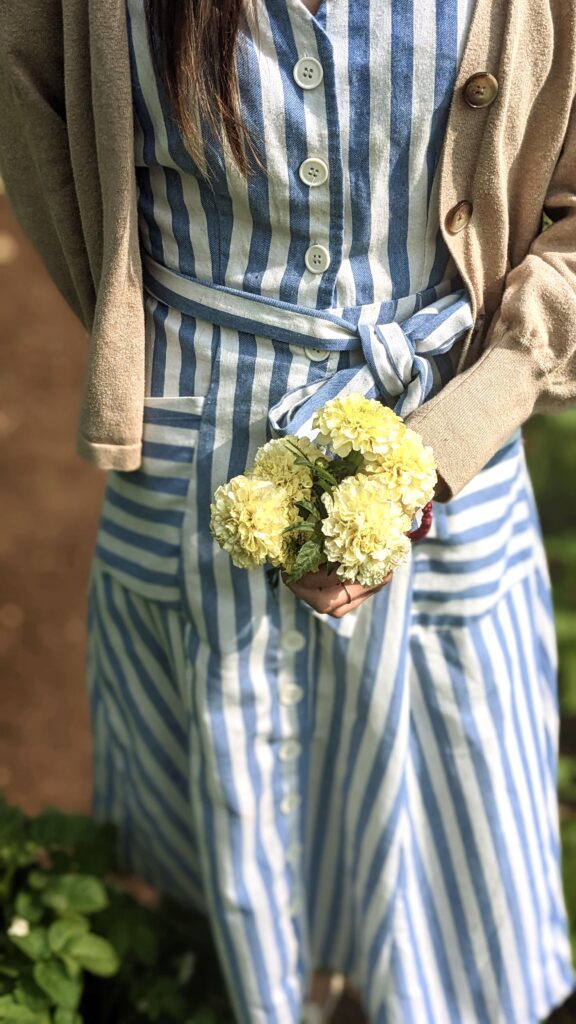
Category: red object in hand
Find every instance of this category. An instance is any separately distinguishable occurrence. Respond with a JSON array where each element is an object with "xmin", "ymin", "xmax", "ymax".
[{"xmin": 406, "ymin": 501, "xmax": 433, "ymax": 543}]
